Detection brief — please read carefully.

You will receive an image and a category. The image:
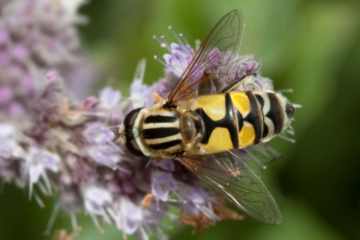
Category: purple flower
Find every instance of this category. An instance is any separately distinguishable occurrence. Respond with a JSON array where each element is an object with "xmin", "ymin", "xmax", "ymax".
[
  {"xmin": 154, "ymin": 35, "xmax": 271, "ymax": 97},
  {"xmin": 0, "ymin": 123, "xmax": 26, "ymax": 183},
  {"xmin": 129, "ymin": 59, "xmax": 154, "ymax": 108},
  {"xmin": 25, "ymin": 147, "xmax": 61, "ymax": 194},
  {"xmin": 0, "ymin": 124, "xmax": 23, "ymax": 154},
  {"xmin": 0, "ymin": 0, "xmax": 98, "ymax": 117},
  {"xmin": 99, "ymin": 87, "xmax": 122, "ymax": 110},
  {"xmin": 86, "ymin": 144, "xmax": 122, "ymax": 169},
  {"xmin": 83, "ymin": 185, "xmax": 113, "ymax": 217},
  {"xmin": 110, "ymin": 198, "xmax": 144, "ymax": 235},
  {"xmin": 164, "ymin": 43, "xmax": 194, "ymax": 78},
  {"xmin": 151, "ymin": 171, "xmax": 176, "ymax": 201},
  {"xmin": 83, "ymin": 123, "xmax": 115, "ymax": 145}
]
